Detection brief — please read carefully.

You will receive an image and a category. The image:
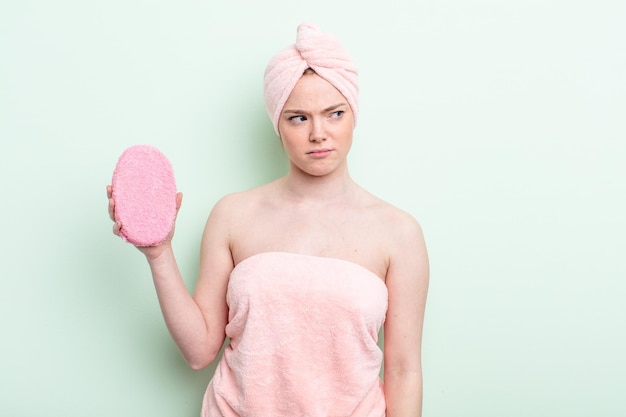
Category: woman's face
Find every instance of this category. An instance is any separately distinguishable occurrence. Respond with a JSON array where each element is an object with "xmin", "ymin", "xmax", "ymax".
[{"xmin": 277, "ymin": 73, "xmax": 355, "ymax": 178}]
